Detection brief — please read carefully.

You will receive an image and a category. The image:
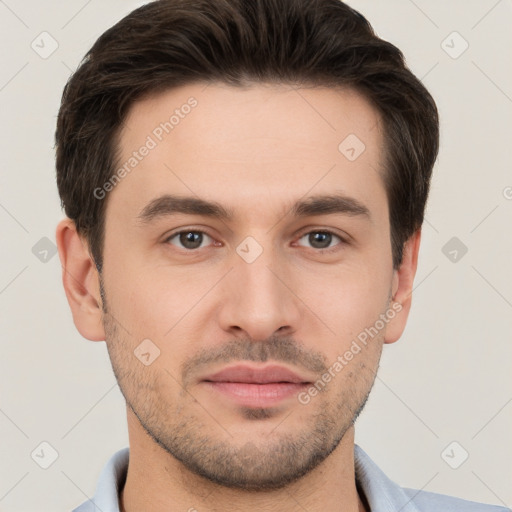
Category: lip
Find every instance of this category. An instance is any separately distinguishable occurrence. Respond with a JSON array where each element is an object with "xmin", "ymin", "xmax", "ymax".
[
  {"xmin": 203, "ymin": 364, "xmax": 311, "ymax": 384},
  {"xmin": 200, "ymin": 364, "xmax": 312, "ymax": 408}
]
